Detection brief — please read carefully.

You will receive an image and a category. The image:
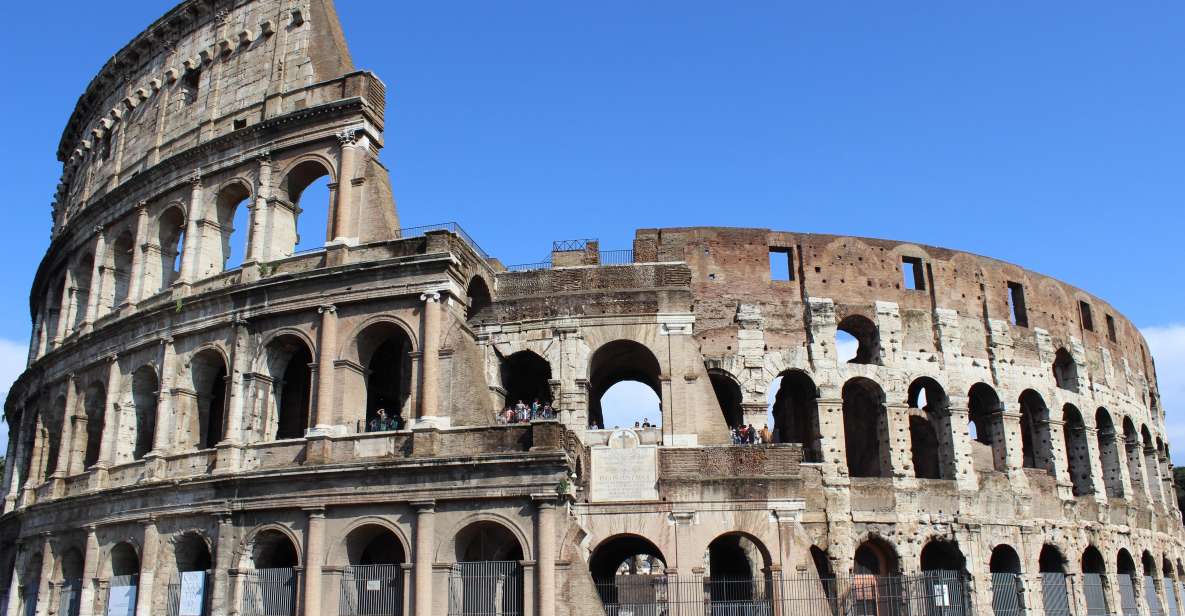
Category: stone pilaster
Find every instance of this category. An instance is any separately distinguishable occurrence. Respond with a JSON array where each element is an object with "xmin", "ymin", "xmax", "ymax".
[
  {"xmin": 134, "ymin": 518, "xmax": 158, "ymax": 616},
  {"xmin": 312, "ymin": 305, "xmax": 338, "ymax": 433},
  {"xmin": 533, "ymin": 495, "xmax": 557, "ymax": 616},
  {"xmin": 416, "ymin": 293, "xmax": 446, "ymax": 428},
  {"xmin": 211, "ymin": 513, "xmax": 234, "ymax": 616},
  {"xmin": 178, "ymin": 171, "xmax": 203, "ymax": 285},
  {"xmin": 127, "ymin": 202, "xmax": 149, "ymax": 305},
  {"xmin": 331, "ymin": 129, "xmax": 359, "ymax": 245},
  {"xmin": 302, "ymin": 507, "xmax": 326, "ymax": 616},
  {"xmin": 82, "ymin": 227, "xmax": 107, "ymax": 328},
  {"xmin": 413, "ymin": 500, "xmax": 435, "ymax": 616},
  {"xmin": 77, "ymin": 525, "xmax": 99, "ymax": 616}
]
